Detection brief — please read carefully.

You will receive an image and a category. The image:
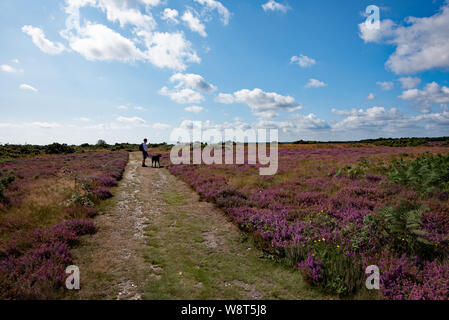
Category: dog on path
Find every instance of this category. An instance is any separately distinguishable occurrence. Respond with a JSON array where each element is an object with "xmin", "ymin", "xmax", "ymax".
[{"xmin": 151, "ymin": 154, "xmax": 162, "ymax": 168}]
